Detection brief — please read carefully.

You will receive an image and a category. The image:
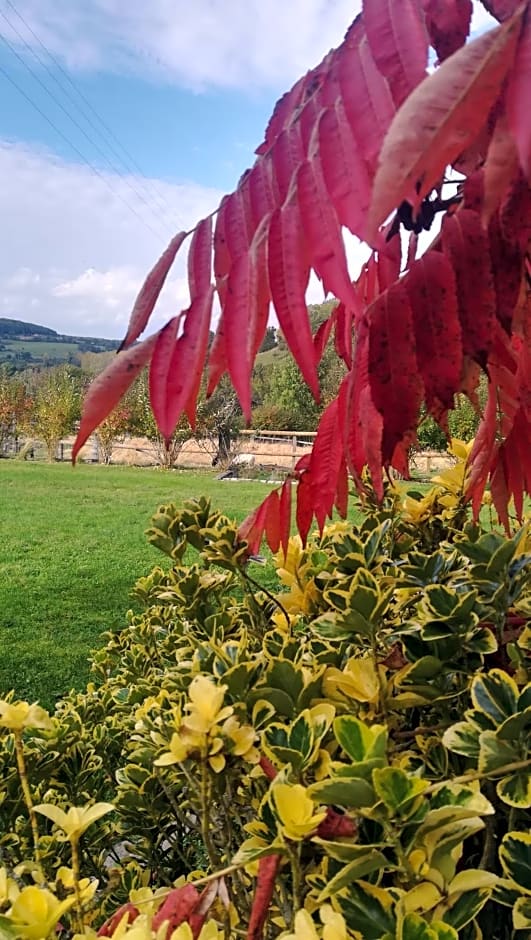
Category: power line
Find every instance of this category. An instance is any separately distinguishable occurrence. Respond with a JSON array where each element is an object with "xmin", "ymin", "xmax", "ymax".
[
  {"xmin": 0, "ymin": 57, "xmax": 167, "ymax": 243},
  {"xmin": 0, "ymin": 15, "xmax": 173, "ymax": 241},
  {"xmin": 3, "ymin": 0, "xmax": 181, "ymax": 227}
]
